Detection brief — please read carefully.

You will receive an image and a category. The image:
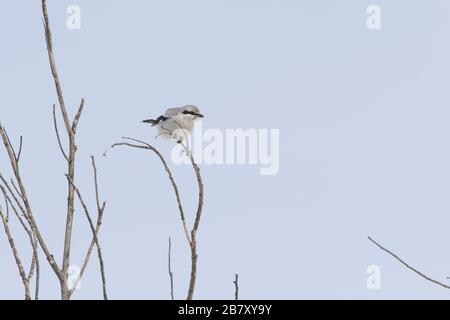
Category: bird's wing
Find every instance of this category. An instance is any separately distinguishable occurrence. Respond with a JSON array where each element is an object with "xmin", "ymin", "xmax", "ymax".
[
  {"xmin": 164, "ymin": 107, "xmax": 183, "ymax": 117},
  {"xmin": 170, "ymin": 113, "xmax": 195, "ymax": 132}
]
